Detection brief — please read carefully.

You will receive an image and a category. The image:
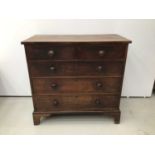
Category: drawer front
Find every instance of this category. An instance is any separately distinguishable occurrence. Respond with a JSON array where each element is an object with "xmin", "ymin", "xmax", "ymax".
[
  {"xmin": 26, "ymin": 44, "xmax": 127, "ymax": 60},
  {"xmin": 77, "ymin": 45, "xmax": 127, "ymax": 60},
  {"xmin": 29, "ymin": 61, "xmax": 124, "ymax": 77},
  {"xmin": 26, "ymin": 45, "xmax": 76, "ymax": 60},
  {"xmin": 32, "ymin": 77, "xmax": 122, "ymax": 94},
  {"xmin": 34, "ymin": 95, "xmax": 119, "ymax": 112}
]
